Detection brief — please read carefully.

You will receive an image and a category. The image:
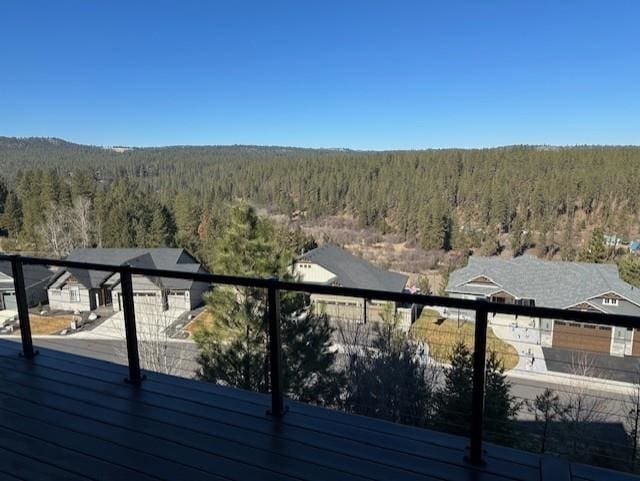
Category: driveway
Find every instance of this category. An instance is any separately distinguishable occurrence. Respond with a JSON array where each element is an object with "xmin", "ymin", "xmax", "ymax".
[
  {"xmin": 543, "ymin": 346, "xmax": 640, "ymax": 383},
  {"xmin": 0, "ymin": 309, "xmax": 18, "ymax": 325},
  {"xmin": 489, "ymin": 314, "xmax": 548, "ymax": 373},
  {"xmin": 74, "ymin": 304, "xmax": 188, "ymax": 341}
]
